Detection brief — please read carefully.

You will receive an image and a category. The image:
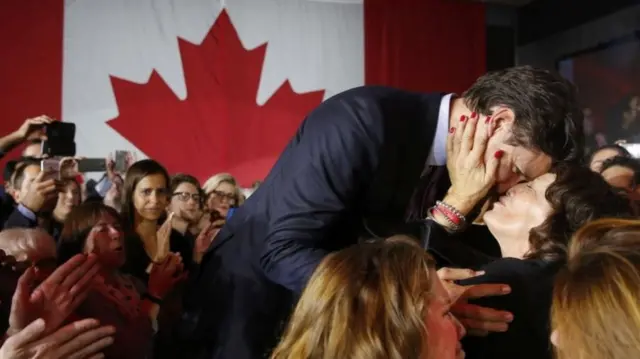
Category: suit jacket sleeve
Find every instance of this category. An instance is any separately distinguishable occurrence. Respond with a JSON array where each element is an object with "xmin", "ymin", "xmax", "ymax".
[
  {"xmin": 3, "ymin": 205, "xmax": 37, "ymax": 229},
  {"xmin": 259, "ymin": 91, "xmax": 383, "ymax": 294}
]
